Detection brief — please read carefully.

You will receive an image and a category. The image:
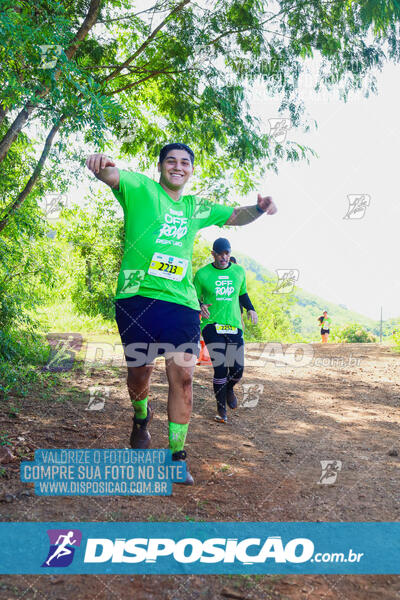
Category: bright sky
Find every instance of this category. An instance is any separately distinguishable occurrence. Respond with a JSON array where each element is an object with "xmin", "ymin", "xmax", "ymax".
[
  {"xmin": 70, "ymin": 55, "xmax": 400, "ymax": 322},
  {"xmin": 199, "ymin": 62, "xmax": 400, "ymax": 320}
]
